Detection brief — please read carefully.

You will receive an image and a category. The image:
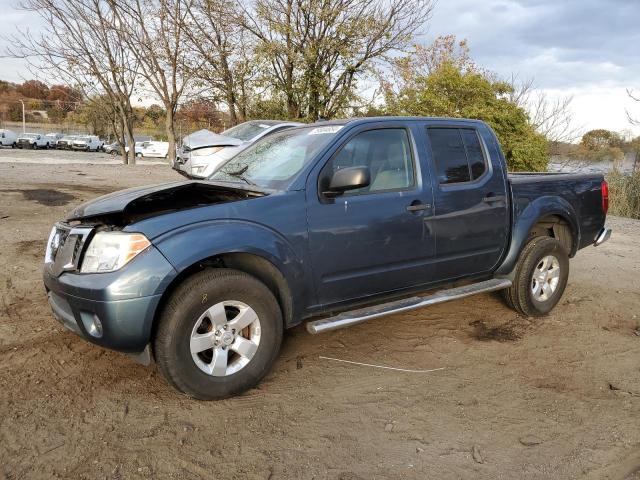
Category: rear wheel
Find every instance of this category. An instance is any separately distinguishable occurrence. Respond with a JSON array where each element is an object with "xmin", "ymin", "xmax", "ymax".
[
  {"xmin": 154, "ymin": 269, "xmax": 283, "ymax": 400},
  {"xmin": 503, "ymin": 236, "xmax": 569, "ymax": 317}
]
